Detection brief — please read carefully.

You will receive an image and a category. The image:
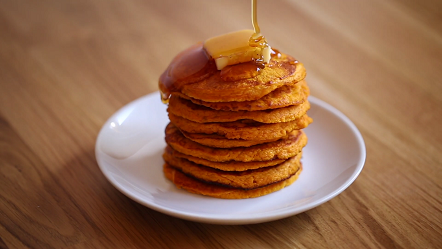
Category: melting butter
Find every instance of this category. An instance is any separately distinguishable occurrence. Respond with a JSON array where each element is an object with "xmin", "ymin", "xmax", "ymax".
[{"xmin": 203, "ymin": 29, "xmax": 271, "ymax": 70}]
